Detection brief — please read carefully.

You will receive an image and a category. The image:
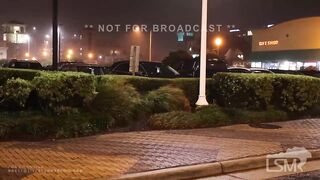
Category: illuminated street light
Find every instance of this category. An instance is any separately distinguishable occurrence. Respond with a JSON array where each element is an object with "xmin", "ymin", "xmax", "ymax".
[
  {"xmin": 133, "ymin": 26, "xmax": 140, "ymax": 32},
  {"xmin": 67, "ymin": 49, "xmax": 74, "ymax": 55},
  {"xmin": 196, "ymin": 0, "xmax": 209, "ymax": 106},
  {"xmin": 33, "ymin": 26, "xmax": 37, "ymax": 31},
  {"xmin": 215, "ymin": 37, "xmax": 222, "ymax": 46},
  {"xmin": 25, "ymin": 52, "xmax": 30, "ymax": 58},
  {"xmin": 99, "ymin": 55, "xmax": 103, "ymax": 60},
  {"xmin": 45, "ymin": 34, "xmax": 50, "ymax": 39},
  {"xmin": 66, "ymin": 54, "xmax": 72, "ymax": 60},
  {"xmin": 43, "ymin": 51, "xmax": 48, "ymax": 57},
  {"xmin": 88, "ymin": 53, "xmax": 94, "ymax": 59},
  {"xmin": 214, "ymin": 37, "xmax": 223, "ymax": 56}
]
